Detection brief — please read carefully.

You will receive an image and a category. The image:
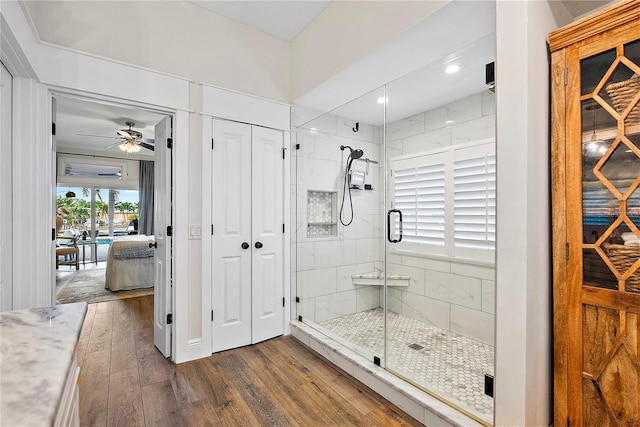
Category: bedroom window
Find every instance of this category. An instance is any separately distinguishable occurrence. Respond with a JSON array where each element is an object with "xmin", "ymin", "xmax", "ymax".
[
  {"xmin": 56, "ymin": 186, "xmax": 139, "ymax": 239},
  {"xmin": 390, "ymin": 139, "xmax": 495, "ymax": 263}
]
